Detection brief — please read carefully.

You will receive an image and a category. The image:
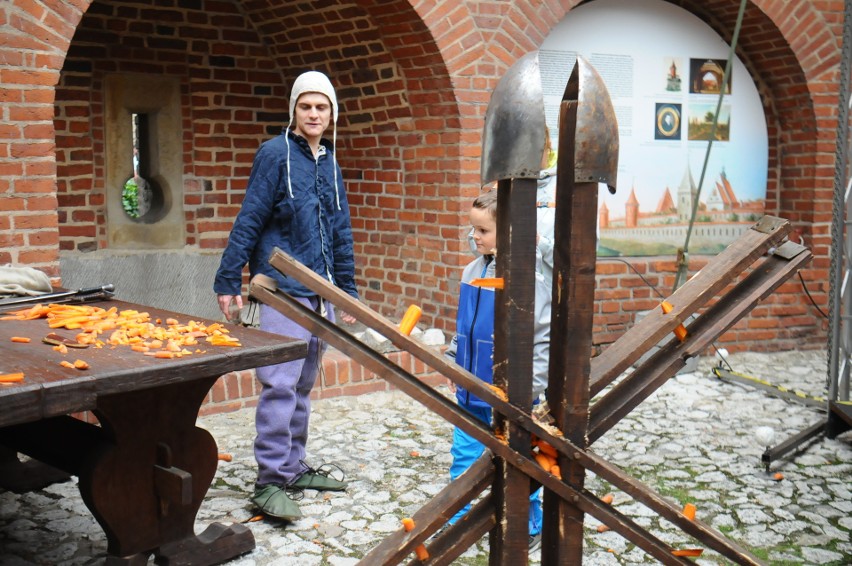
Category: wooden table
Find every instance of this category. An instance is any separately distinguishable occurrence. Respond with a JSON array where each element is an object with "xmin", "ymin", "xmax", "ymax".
[{"xmin": 0, "ymin": 299, "xmax": 306, "ymax": 565}]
